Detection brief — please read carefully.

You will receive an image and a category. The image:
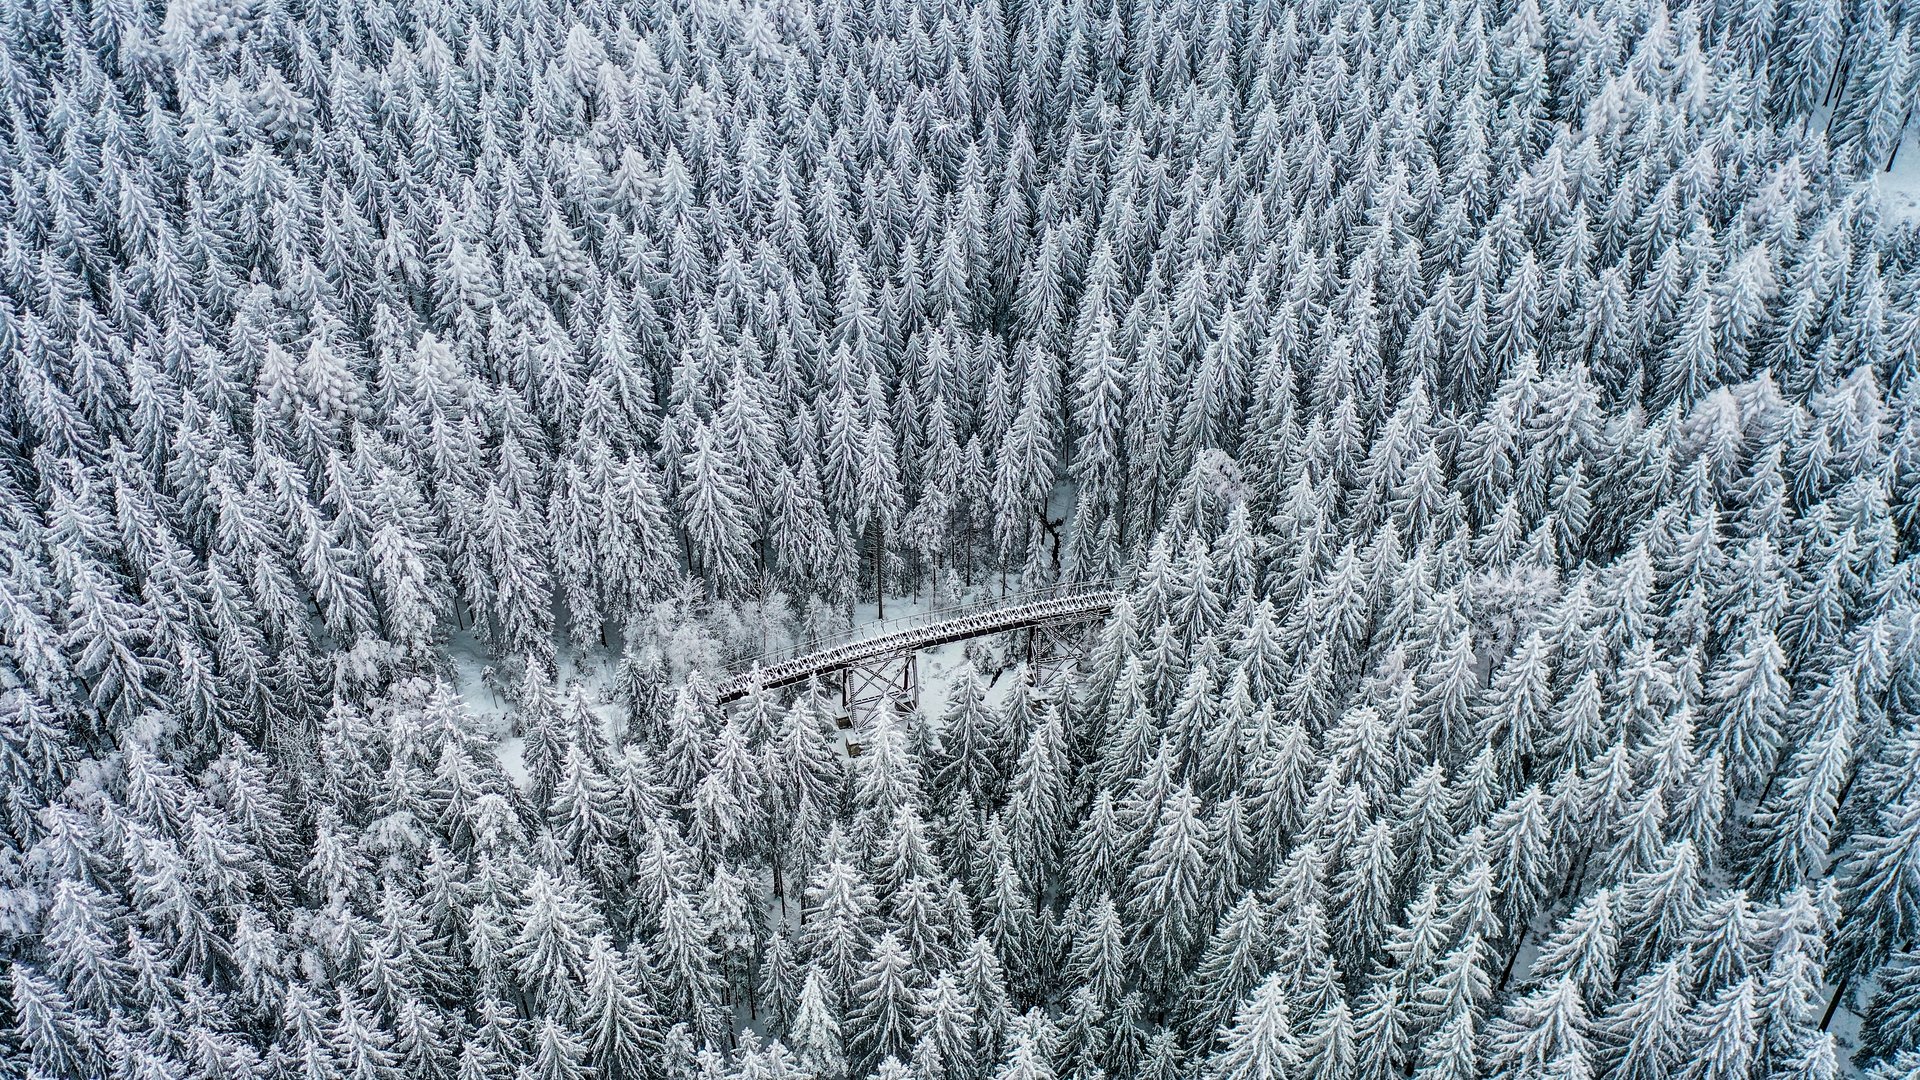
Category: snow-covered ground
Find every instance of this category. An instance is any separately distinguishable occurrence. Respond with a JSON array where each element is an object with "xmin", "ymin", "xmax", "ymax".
[
  {"xmin": 441, "ymin": 624, "xmax": 628, "ymax": 788},
  {"xmin": 449, "ymin": 477, "xmax": 1089, "ymax": 777},
  {"xmin": 446, "ymin": 574, "xmax": 1055, "ymax": 792},
  {"xmin": 1873, "ymin": 130, "xmax": 1920, "ymax": 222}
]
